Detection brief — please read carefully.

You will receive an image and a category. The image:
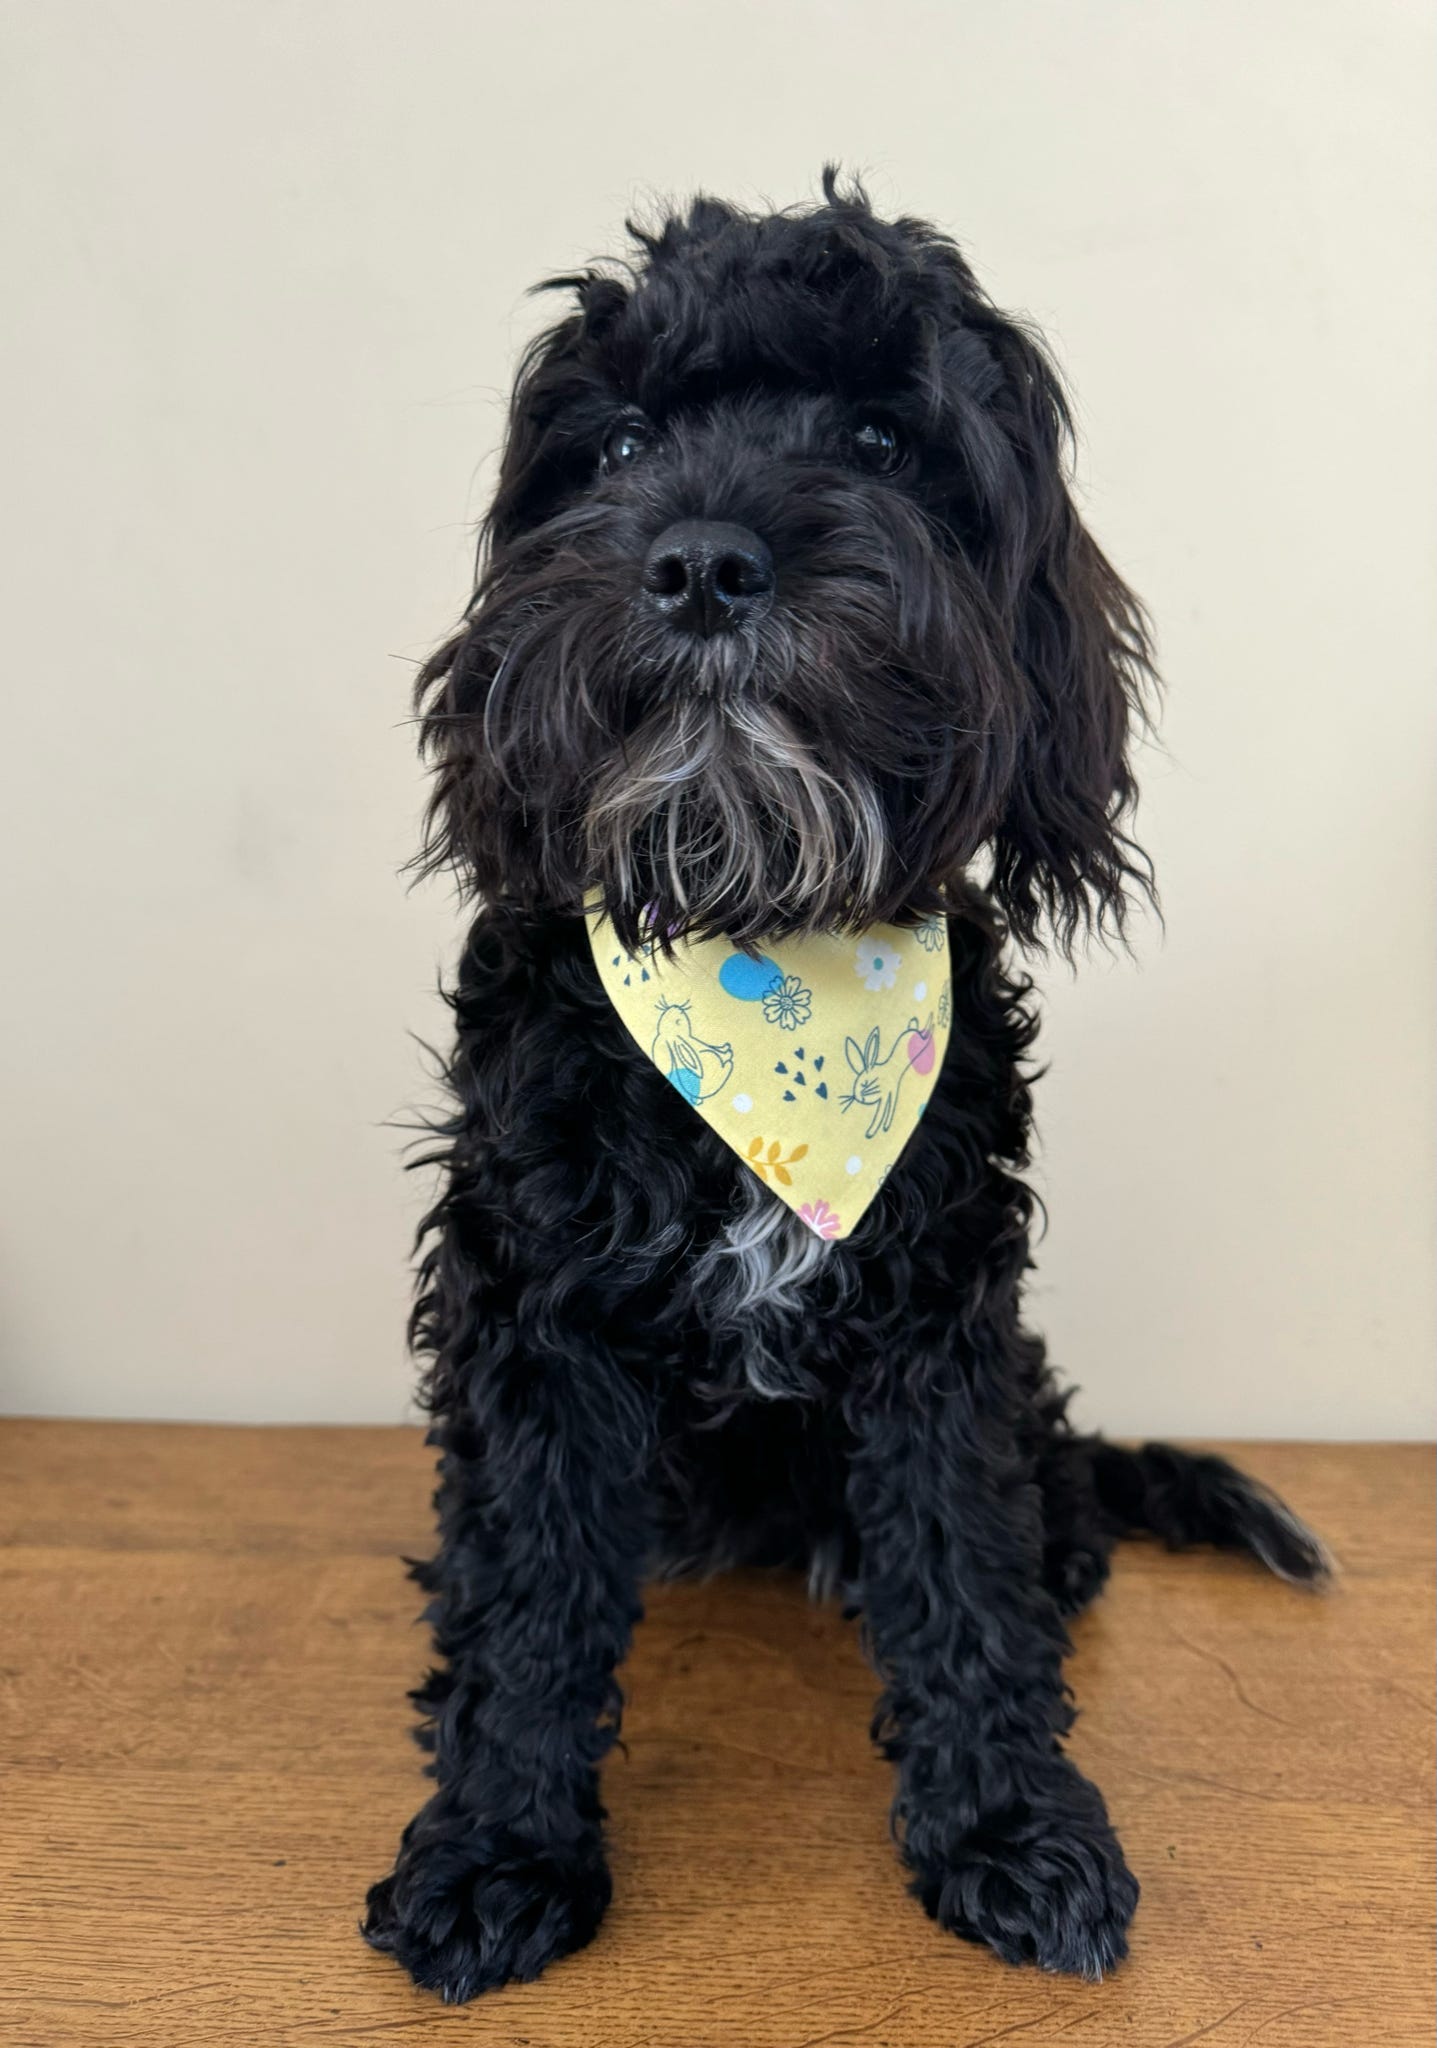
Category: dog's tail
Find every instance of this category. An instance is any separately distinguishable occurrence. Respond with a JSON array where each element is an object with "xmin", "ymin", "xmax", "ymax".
[{"xmin": 1088, "ymin": 1440, "xmax": 1335, "ymax": 1587}]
